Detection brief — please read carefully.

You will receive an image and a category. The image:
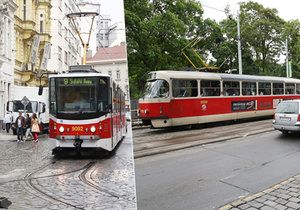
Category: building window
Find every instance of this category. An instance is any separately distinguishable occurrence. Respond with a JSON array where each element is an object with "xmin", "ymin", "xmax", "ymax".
[
  {"xmin": 23, "ymin": 0, "xmax": 26, "ymax": 20},
  {"xmin": 58, "ymin": 47, "xmax": 62, "ymax": 61},
  {"xmin": 64, "ymin": 51, "xmax": 68, "ymax": 64},
  {"xmin": 258, "ymin": 82, "xmax": 271, "ymax": 95},
  {"xmin": 105, "ymin": 34, "xmax": 109, "ymax": 40},
  {"xmin": 40, "ymin": 20, "xmax": 44, "ymax": 33},
  {"xmin": 108, "ymin": 71, "xmax": 112, "ymax": 76},
  {"xmin": 100, "ymin": 33, "xmax": 103, "ymax": 40},
  {"xmin": 117, "ymin": 70, "xmax": 121, "ymax": 80},
  {"xmin": 58, "ymin": 21, "xmax": 62, "ymax": 35},
  {"xmin": 242, "ymin": 82, "xmax": 257, "ymax": 95},
  {"xmin": 223, "ymin": 81, "xmax": 240, "ymax": 96},
  {"xmin": 172, "ymin": 80, "xmax": 198, "ymax": 98},
  {"xmin": 105, "ymin": 21, "xmax": 108, "ymax": 28}
]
